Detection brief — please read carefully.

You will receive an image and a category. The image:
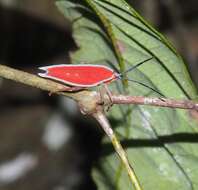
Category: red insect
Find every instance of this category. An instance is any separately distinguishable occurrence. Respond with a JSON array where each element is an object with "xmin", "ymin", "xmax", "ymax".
[
  {"xmin": 38, "ymin": 64, "xmax": 120, "ymax": 88},
  {"xmin": 38, "ymin": 58, "xmax": 162, "ymax": 95}
]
